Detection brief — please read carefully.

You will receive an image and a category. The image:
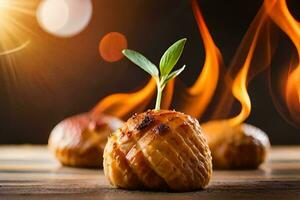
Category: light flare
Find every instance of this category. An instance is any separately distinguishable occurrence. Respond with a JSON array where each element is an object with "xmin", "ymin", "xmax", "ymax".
[
  {"xmin": 0, "ymin": 0, "xmax": 33, "ymax": 56},
  {"xmin": 0, "ymin": 0, "xmax": 11, "ymax": 10},
  {"xmin": 0, "ymin": 40, "xmax": 30, "ymax": 56}
]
